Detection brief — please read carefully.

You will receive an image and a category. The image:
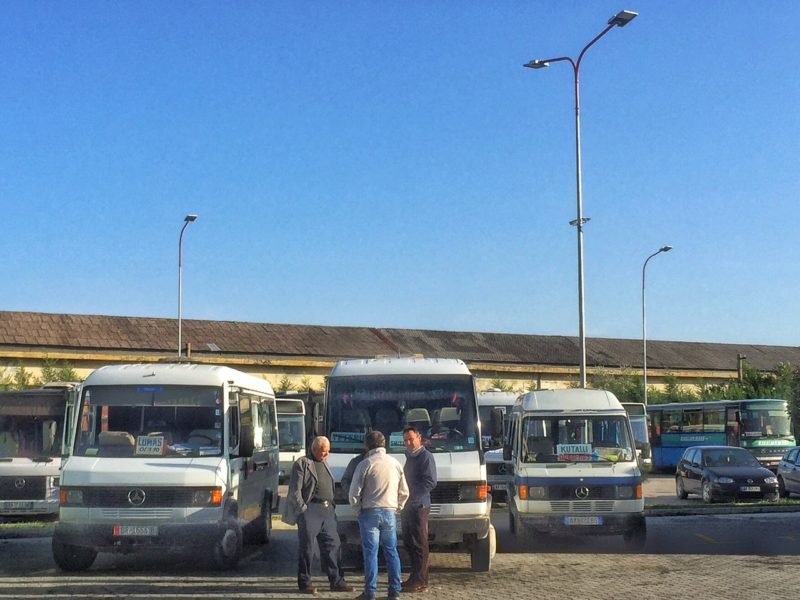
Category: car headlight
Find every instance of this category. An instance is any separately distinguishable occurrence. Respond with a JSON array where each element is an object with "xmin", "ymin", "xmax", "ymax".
[
  {"xmin": 616, "ymin": 484, "xmax": 643, "ymax": 499},
  {"xmin": 718, "ymin": 477, "xmax": 734, "ymax": 484},
  {"xmin": 192, "ymin": 488, "xmax": 223, "ymax": 506},
  {"xmin": 59, "ymin": 488, "xmax": 84, "ymax": 506},
  {"xmin": 459, "ymin": 483, "xmax": 488, "ymax": 502},
  {"xmin": 764, "ymin": 476, "xmax": 778, "ymax": 485}
]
